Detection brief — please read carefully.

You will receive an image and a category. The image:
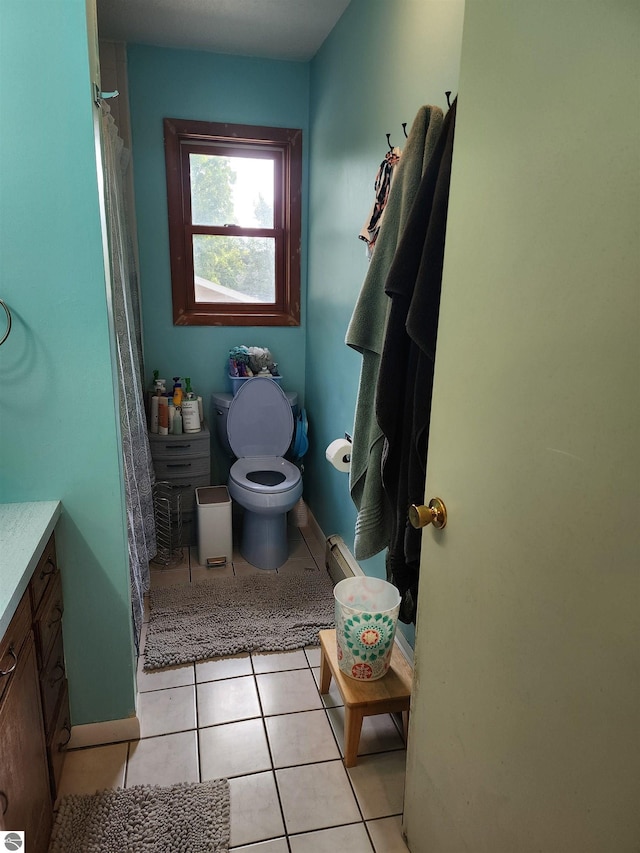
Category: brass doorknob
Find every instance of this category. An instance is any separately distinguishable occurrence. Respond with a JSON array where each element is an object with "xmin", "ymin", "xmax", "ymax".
[{"xmin": 408, "ymin": 498, "xmax": 447, "ymax": 530}]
